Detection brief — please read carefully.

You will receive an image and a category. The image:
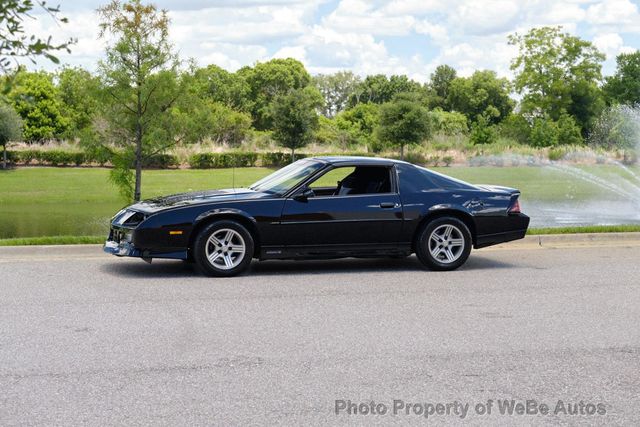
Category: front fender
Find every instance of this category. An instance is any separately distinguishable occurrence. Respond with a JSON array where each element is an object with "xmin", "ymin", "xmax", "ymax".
[{"xmin": 194, "ymin": 208, "xmax": 258, "ymax": 227}]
